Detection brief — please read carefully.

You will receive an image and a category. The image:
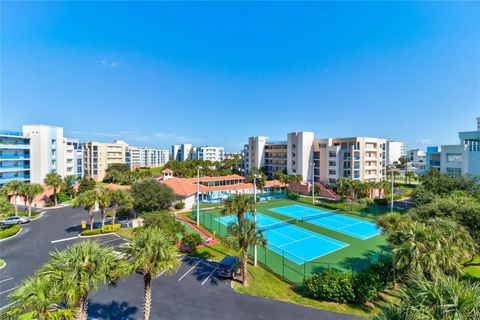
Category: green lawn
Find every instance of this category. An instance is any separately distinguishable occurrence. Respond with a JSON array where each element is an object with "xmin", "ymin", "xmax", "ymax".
[
  {"xmin": 137, "ymin": 167, "xmax": 164, "ymax": 175},
  {"xmin": 117, "ymin": 227, "xmax": 137, "ymax": 239},
  {"xmin": 0, "ymin": 259, "xmax": 5, "ymax": 268}
]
